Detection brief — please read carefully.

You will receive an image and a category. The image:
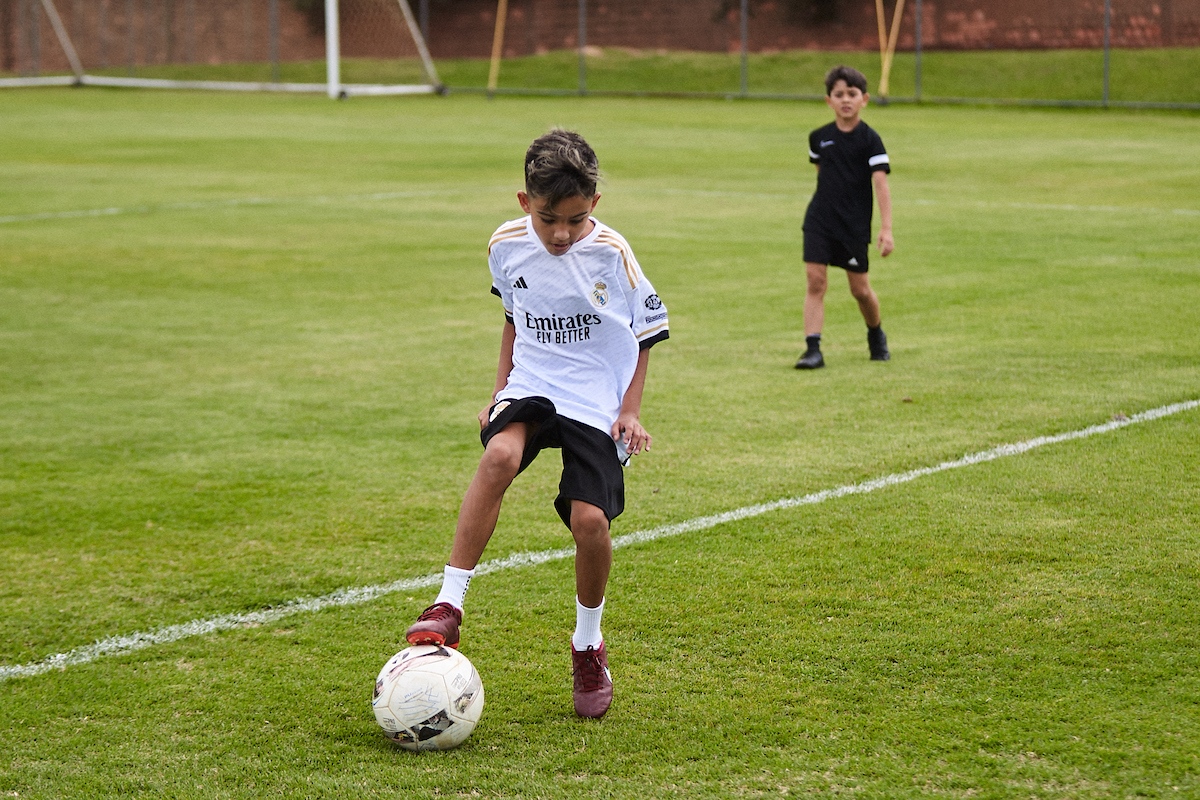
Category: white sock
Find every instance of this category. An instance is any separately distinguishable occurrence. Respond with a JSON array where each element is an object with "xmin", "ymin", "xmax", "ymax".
[
  {"xmin": 433, "ymin": 565, "xmax": 475, "ymax": 611},
  {"xmin": 572, "ymin": 596, "xmax": 605, "ymax": 650}
]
